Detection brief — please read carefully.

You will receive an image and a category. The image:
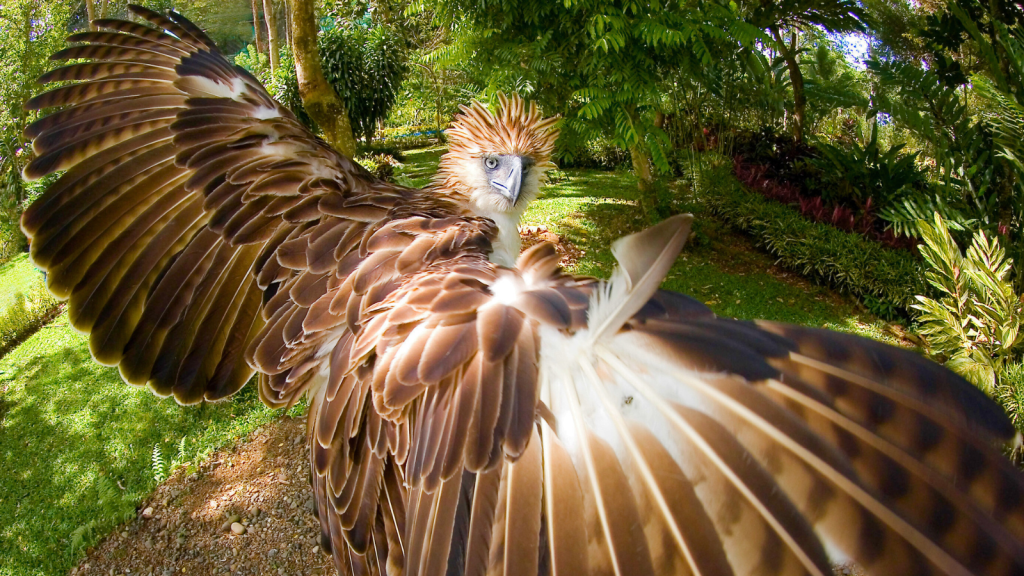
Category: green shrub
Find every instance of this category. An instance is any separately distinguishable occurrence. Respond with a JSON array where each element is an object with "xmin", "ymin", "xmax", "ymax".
[
  {"xmin": 356, "ymin": 153, "xmax": 399, "ymax": 182},
  {"xmin": 236, "ymin": 25, "xmax": 407, "ymax": 143},
  {"xmin": 809, "ymin": 137, "xmax": 928, "ymax": 211},
  {"xmin": 378, "ymin": 124, "xmax": 435, "ymax": 139},
  {"xmin": 913, "ymin": 214, "xmax": 1024, "ymax": 392},
  {"xmin": 0, "ymin": 278, "xmax": 61, "ymax": 357},
  {"xmin": 373, "ymin": 133, "xmax": 441, "ymax": 152},
  {"xmin": 556, "ymin": 136, "xmax": 631, "ymax": 170},
  {"xmin": 696, "ymin": 161, "xmax": 926, "ymax": 317},
  {"xmin": 997, "ymin": 362, "xmax": 1024, "ymax": 437}
]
